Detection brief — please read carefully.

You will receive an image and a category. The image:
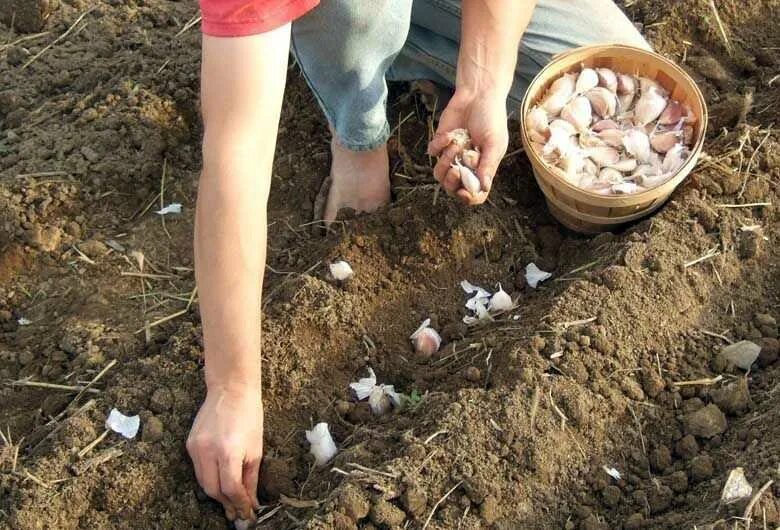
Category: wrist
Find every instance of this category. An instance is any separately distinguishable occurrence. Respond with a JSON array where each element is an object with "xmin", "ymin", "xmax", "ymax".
[{"xmin": 205, "ymin": 366, "xmax": 261, "ymax": 396}]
